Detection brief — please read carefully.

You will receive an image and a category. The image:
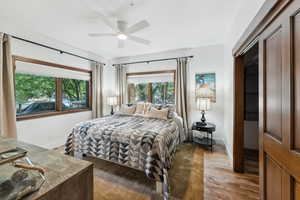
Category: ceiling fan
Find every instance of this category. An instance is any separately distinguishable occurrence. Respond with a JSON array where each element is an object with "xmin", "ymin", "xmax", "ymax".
[{"xmin": 88, "ymin": 16, "xmax": 151, "ymax": 48}]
